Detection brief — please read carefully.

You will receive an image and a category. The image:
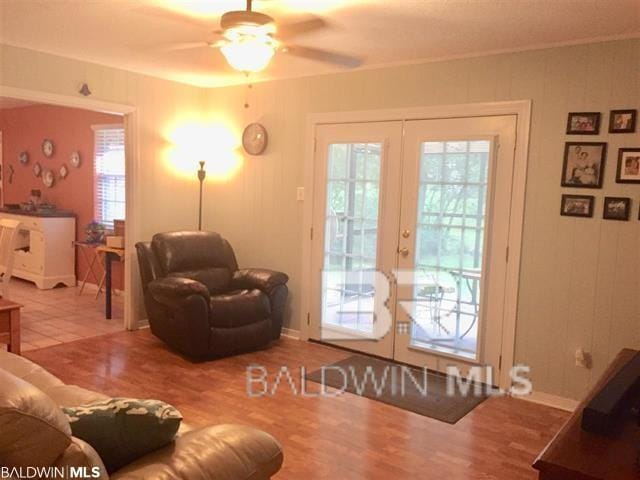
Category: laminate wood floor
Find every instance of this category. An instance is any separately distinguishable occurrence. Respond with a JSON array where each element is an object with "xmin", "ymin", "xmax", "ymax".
[{"xmin": 25, "ymin": 330, "xmax": 569, "ymax": 479}]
